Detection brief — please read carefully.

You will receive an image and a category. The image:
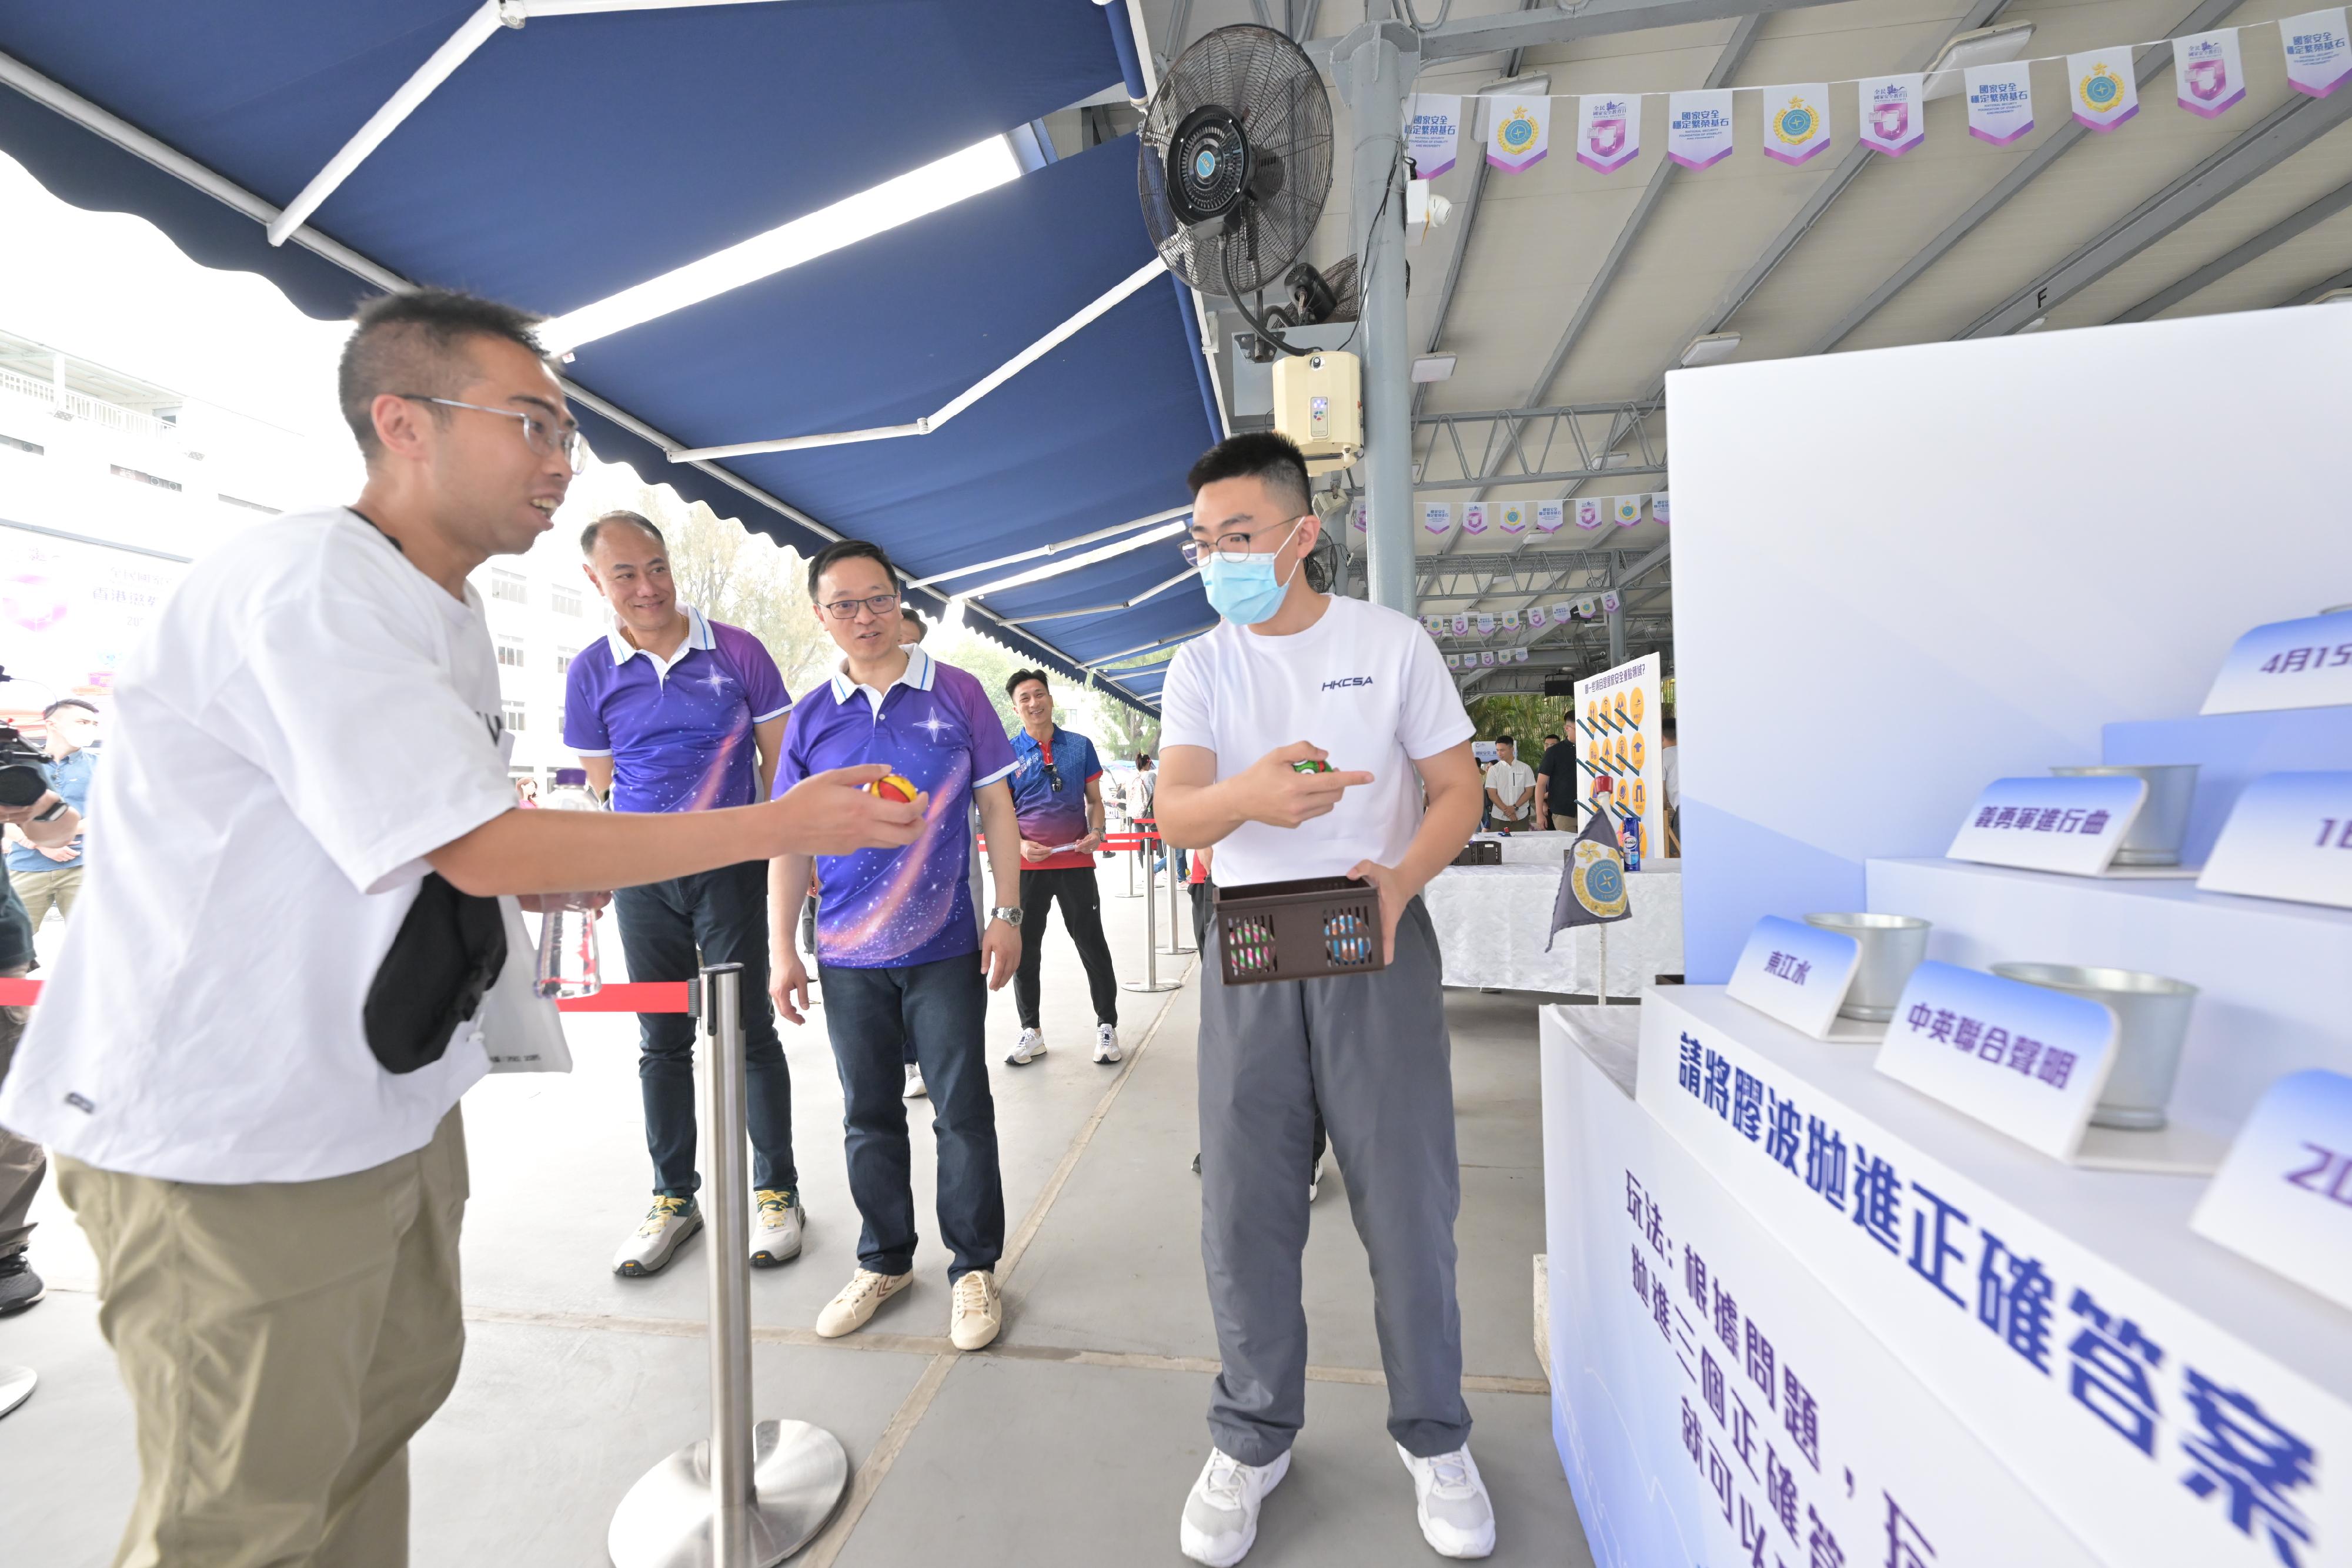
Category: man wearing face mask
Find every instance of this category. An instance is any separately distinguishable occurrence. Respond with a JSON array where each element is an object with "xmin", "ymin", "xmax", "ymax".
[{"xmin": 1153, "ymin": 433, "xmax": 1489, "ymax": 1564}]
